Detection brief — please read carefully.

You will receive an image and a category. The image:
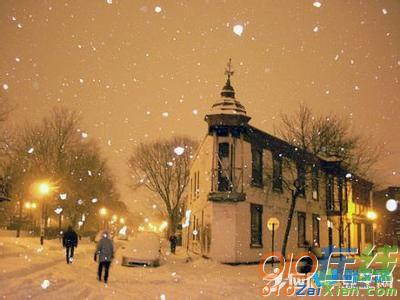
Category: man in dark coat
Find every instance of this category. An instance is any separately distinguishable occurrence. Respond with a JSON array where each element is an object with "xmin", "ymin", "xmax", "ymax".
[
  {"xmin": 169, "ymin": 234, "xmax": 178, "ymax": 254},
  {"xmin": 94, "ymin": 231, "xmax": 114, "ymax": 284},
  {"xmin": 62, "ymin": 225, "xmax": 78, "ymax": 264}
]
